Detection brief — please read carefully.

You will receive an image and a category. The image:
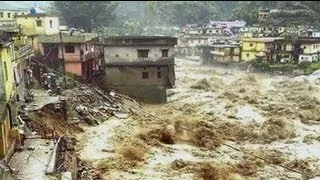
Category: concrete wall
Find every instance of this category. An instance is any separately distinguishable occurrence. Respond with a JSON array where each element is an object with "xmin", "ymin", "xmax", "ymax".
[
  {"xmin": 0, "ymin": 45, "xmax": 15, "ymax": 101},
  {"xmin": 0, "ymin": 10, "xmax": 26, "ymax": 21},
  {"xmin": 44, "ymin": 17, "xmax": 60, "ymax": 35},
  {"xmin": 65, "ymin": 62, "xmax": 82, "ymax": 77},
  {"xmin": 241, "ymin": 51, "xmax": 256, "ymax": 61},
  {"xmin": 104, "ymin": 46, "xmax": 175, "ymax": 62},
  {"xmin": 16, "ymin": 16, "xmax": 59, "ymax": 36},
  {"xmin": 106, "ymin": 66, "xmax": 169, "ymax": 86},
  {"xmin": 112, "ymin": 85, "xmax": 167, "ymax": 104}
]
